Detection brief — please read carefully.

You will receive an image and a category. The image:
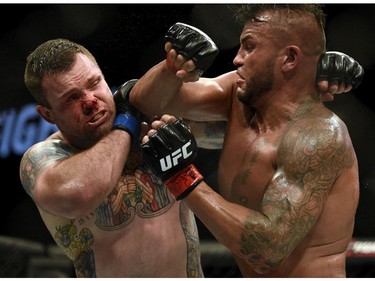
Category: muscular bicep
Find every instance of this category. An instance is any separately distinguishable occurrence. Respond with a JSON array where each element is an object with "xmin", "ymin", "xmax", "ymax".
[
  {"xmin": 176, "ymin": 71, "xmax": 237, "ymax": 121},
  {"xmin": 261, "ymin": 118, "xmax": 352, "ymax": 251}
]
